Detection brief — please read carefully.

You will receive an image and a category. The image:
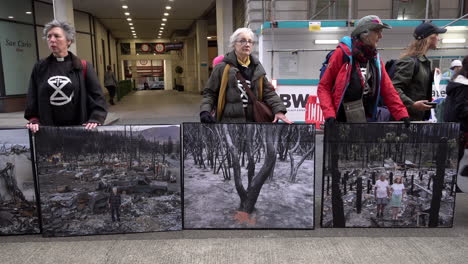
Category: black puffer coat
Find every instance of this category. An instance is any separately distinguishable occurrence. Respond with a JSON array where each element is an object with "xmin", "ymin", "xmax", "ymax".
[{"xmin": 444, "ymin": 75, "xmax": 468, "ymax": 131}]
